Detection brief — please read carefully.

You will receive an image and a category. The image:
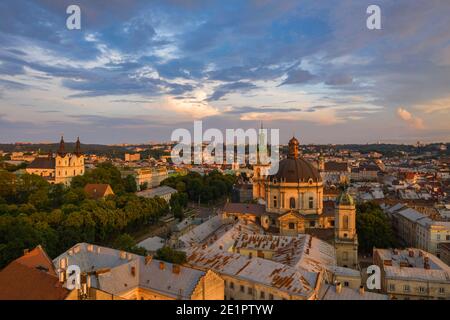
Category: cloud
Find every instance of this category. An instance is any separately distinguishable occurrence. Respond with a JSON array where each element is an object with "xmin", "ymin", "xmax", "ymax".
[
  {"xmin": 415, "ymin": 96, "xmax": 450, "ymax": 114},
  {"xmin": 397, "ymin": 107, "xmax": 425, "ymax": 129},
  {"xmin": 207, "ymin": 81, "xmax": 258, "ymax": 101},
  {"xmin": 280, "ymin": 68, "xmax": 315, "ymax": 85}
]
